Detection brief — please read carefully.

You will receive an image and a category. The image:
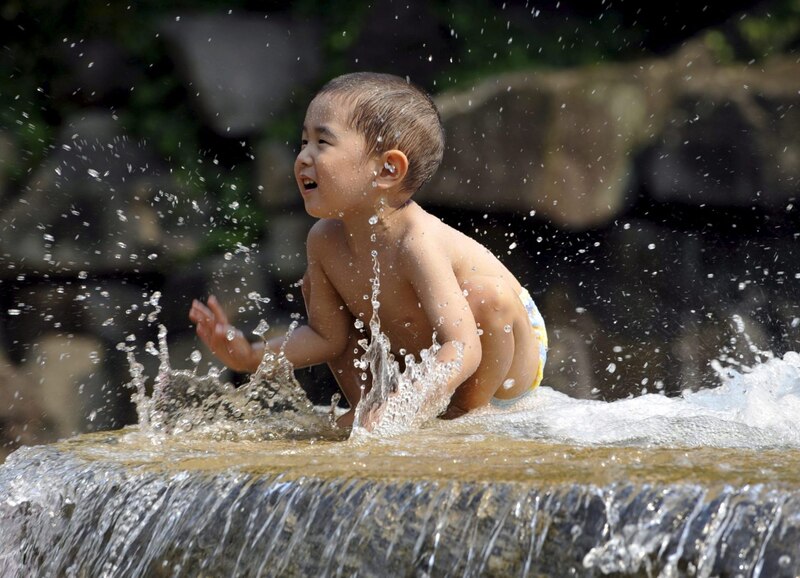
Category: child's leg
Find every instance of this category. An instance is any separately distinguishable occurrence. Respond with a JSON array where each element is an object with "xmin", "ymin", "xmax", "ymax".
[
  {"xmin": 326, "ymin": 330, "xmax": 368, "ymax": 427},
  {"xmin": 442, "ymin": 276, "xmax": 540, "ymax": 418}
]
